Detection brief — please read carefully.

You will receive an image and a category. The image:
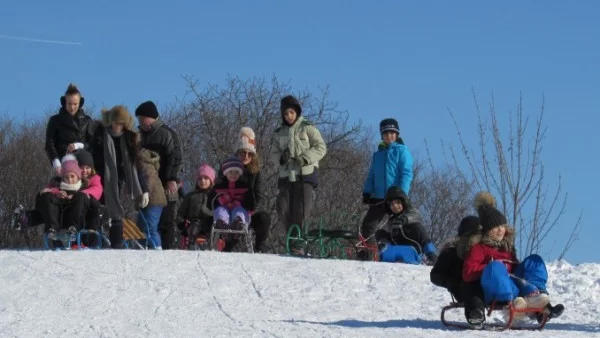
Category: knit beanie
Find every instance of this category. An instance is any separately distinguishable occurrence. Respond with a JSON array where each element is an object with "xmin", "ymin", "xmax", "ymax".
[
  {"xmin": 280, "ymin": 95, "xmax": 302, "ymax": 116},
  {"xmin": 74, "ymin": 149, "xmax": 94, "ymax": 168},
  {"xmin": 135, "ymin": 101, "xmax": 159, "ymax": 119},
  {"xmin": 457, "ymin": 215, "xmax": 481, "ymax": 237},
  {"xmin": 61, "ymin": 154, "xmax": 82, "ymax": 179},
  {"xmin": 384, "ymin": 186, "xmax": 408, "ymax": 214},
  {"xmin": 195, "ymin": 164, "xmax": 216, "ymax": 185},
  {"xmin": 220, "ymin": 155, "xmax": 244, "ymax": 176},
  {"xmin": 380, "ymin": 118, "xmax": 400, "ymax": 135},
  {"xmin": 236, "ymin": 127, "xmax": 256, "ymax": 154},
  {"xmin": 474, "ymin": 191, "xmax": 507, "ymax": 234}
]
